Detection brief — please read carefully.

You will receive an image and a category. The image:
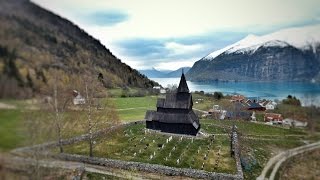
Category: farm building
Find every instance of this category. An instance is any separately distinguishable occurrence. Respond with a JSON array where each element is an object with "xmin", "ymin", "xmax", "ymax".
[
  {"xmin": 247, "ymin": 102, "xmax": 266, "ymax": 111},
  {"xmin": 145, "ymin": 73, "xmax": 200, "ymax": 135},
  {"xmin": 72, "ymin": 90, "xmax": 86, "ymax": 105},
  {"xmin": 264, "ymin": 113, "xmax": 283, "ymax": 123}
]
